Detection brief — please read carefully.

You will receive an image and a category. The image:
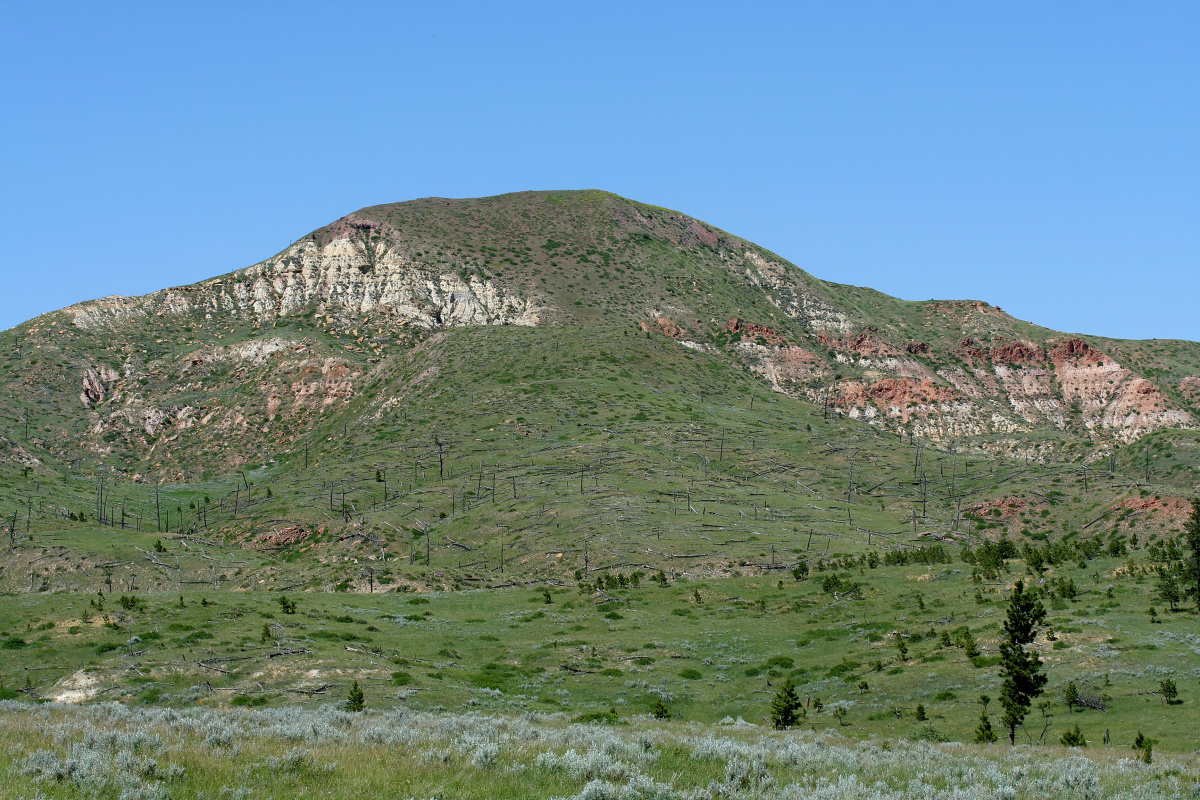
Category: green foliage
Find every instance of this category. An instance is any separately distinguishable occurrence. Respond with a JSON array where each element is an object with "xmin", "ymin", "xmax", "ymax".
[
  {"xmin": 1060, "ymin": 724, "xmax": 1086, "ymax": 747},
  {"xmin": 998, "ymin": 580, "xmax": 1047, "ymax": 744},
  {"xmin": 118, "ymin": 595, "xmax": 145, "ymax": 612},
  {"xmin": 572, "ymin": 708, "xmax": 620, "ymax": 724},
  {"xmin": 345, "ymin": 679, "xmax": 365, "ymax": 712},
  {"xmin": 770, "ymin": 677, "xmax": 802, "ymax": 730},
  {"xmin": 1184, "ymin": 499, "xmax": 1200, "ymax": 612},
  {"xmin": 1133, "ymin": 731, "xmax": 1155, "ymax": 763},
  {"xmin": 1155, "ymin": 565, "xmax": 1183, "ymax": 611},
  {"xmin": 1063, "ymin": 681, "xmax": 1079, "ymax": 712},
  {"xmin": 650, "ymin": 697, "xmax": 671, "ymax": 719},
  {"xmin": 974, "ymin": 695, "xmax": 997, "ymax": 743}
]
